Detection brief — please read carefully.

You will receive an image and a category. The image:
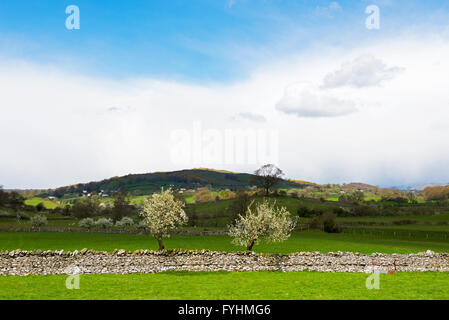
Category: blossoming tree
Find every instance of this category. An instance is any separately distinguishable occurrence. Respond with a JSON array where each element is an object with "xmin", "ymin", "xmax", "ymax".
[
  {"xmin": 139, "ymin": 188, "xmax": 188, "ymax": 251},
  {"xmin": 229, "ymin": 200, "xmax": 296, "ymax": 251}
]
